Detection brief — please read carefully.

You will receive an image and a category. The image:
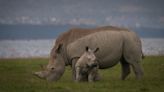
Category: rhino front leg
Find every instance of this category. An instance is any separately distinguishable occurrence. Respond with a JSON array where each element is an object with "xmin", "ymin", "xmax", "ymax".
[
  {"xmin": 88, "ymin": 69, "xmax": 97, "ymax": 82},
  {"xmin": 75, "ymin": 67, "xmax": 82, "ymax": 82},
  {"xmin": 71, "ymin": 58, "xmax": 79, "ymax": 81},
  {"xmin": 88, "ymin": 73, "xmax": 94, "ymax": 82},
  {"xmin": 94, "ymin": 72, "xmax": 101, "ymax": 81}
]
